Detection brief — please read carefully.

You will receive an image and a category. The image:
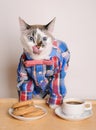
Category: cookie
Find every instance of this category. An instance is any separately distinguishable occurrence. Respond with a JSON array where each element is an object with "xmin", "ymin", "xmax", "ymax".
[
  {"xmin": 13, "ymin": 105, "xmax": 35, "ymax": 116},
  {"xmin": 12, "ymin": 100, "xmax": 33, "ymax": 109},
  {"xmin": 23, "ymin": 108, "xmax": 45, "ymax": 117}
]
